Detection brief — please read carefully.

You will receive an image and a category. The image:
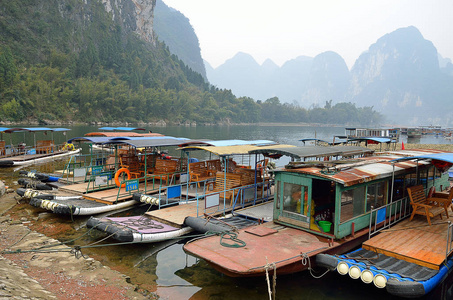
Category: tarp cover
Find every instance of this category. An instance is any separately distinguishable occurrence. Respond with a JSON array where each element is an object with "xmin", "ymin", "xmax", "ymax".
[{"xmin": 181, "ymin": 144, "xmax": 296, "ymax": 156}]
